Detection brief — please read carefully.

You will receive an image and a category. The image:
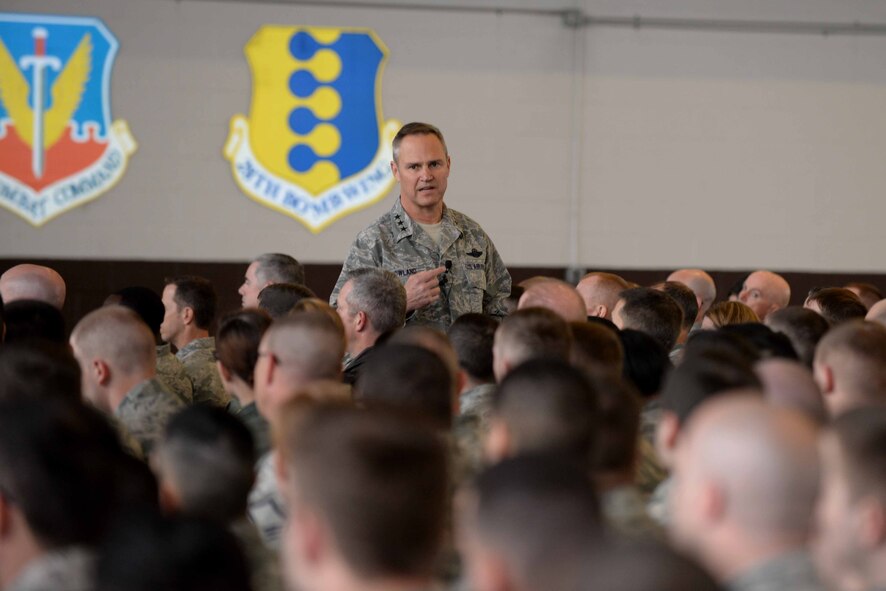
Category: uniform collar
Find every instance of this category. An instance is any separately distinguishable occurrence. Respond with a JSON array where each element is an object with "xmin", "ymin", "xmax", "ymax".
[{"xmin": 391, "ymin": 198, "xmax": 461, "ymax": 250}]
